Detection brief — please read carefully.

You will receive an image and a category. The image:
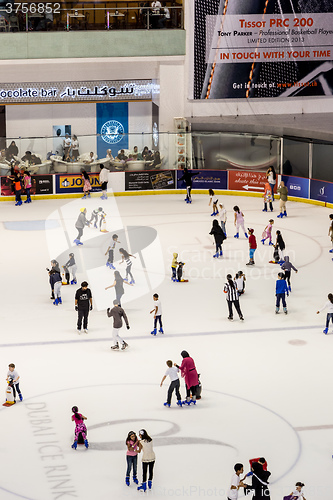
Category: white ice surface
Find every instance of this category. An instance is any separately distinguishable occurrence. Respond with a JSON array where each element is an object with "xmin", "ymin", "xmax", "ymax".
[{"xmin": 0, "ymin": 193, "xmax": 332, "ymax": 500}]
